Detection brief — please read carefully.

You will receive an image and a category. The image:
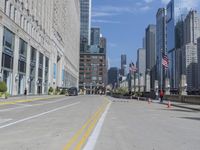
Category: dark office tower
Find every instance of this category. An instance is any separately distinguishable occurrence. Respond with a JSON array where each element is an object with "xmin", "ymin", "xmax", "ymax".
[
  {"xmin": 80, "ymin": 0, "xmax": 92, "ymax": 53},
  {"xmin": 145, "ymin": 24, "xmax": 156, "ymax": 91},
  {"xmin": 156, "ymin": 8, "xmax": 167, "ymax": 89},
  {"xmin": 108, "ymin": 67, "xmax": 119, "ymax": 88},
  {"xmin": 91, "ymin": 27, "xmax": 100, "ymax": 46},
  {"xmin": 120, "ymin": 54, "xmax": 127, "ymax": 76},
  {"xmin": 99, "ymin": 37, "xmax": 107, "ymax": 54}
]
